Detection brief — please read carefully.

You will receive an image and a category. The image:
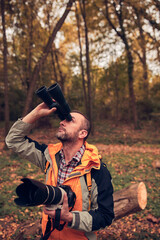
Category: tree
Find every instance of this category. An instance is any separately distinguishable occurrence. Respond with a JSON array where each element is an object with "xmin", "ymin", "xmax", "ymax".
[
  {"xmin": 79, "ymin": 0, "xmax": 93, "ymax": 129},
  {"xmin": 138, "ymin": 0, "xmax": 160, "ymax": 31},
  {"xmin": 75, "ymin": 1, "xmax": 88, "ymax": 115},
  {"xmin": 0, "ymin": 0, "xmax": 159, "ymax": 123},
  {"xmin": 9, "ymin": 0, "xmax": 48, "ymax": 91},
  {"xmin": 104, "ymin": 0, "xmax": 138, "ymax": 128},
  {"xmin": 132, "ymin": 7, "xmax": 149, "ymax": 101},
  {"xmin": 1, "ymin": 0, "xmax": 9, "ymax": 136},
  {"xmin": 22, "ymin": 0, "xmax": 75, "ymax": 116},
  {"xmin": 128, "ymin": 0, "xmax": 160, "ymax": 101},
  {"xmin": 44, "ymin": 1, "xmax": 65, "ymax": 91},
  {"xmin": 101, "ymin": 55, "xmax": 128, "ymax": 122}
]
